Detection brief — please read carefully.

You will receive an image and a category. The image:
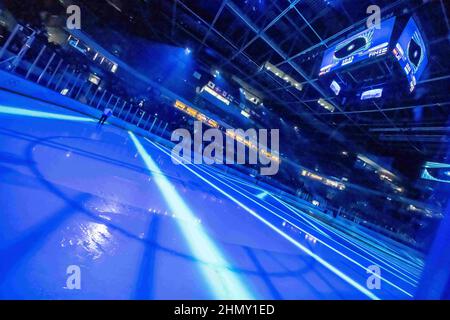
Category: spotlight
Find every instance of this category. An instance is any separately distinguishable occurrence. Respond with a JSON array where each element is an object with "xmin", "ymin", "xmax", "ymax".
[{"xmin": 185, "ymin": 47, "xmax": 191, "ymax": 55}]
